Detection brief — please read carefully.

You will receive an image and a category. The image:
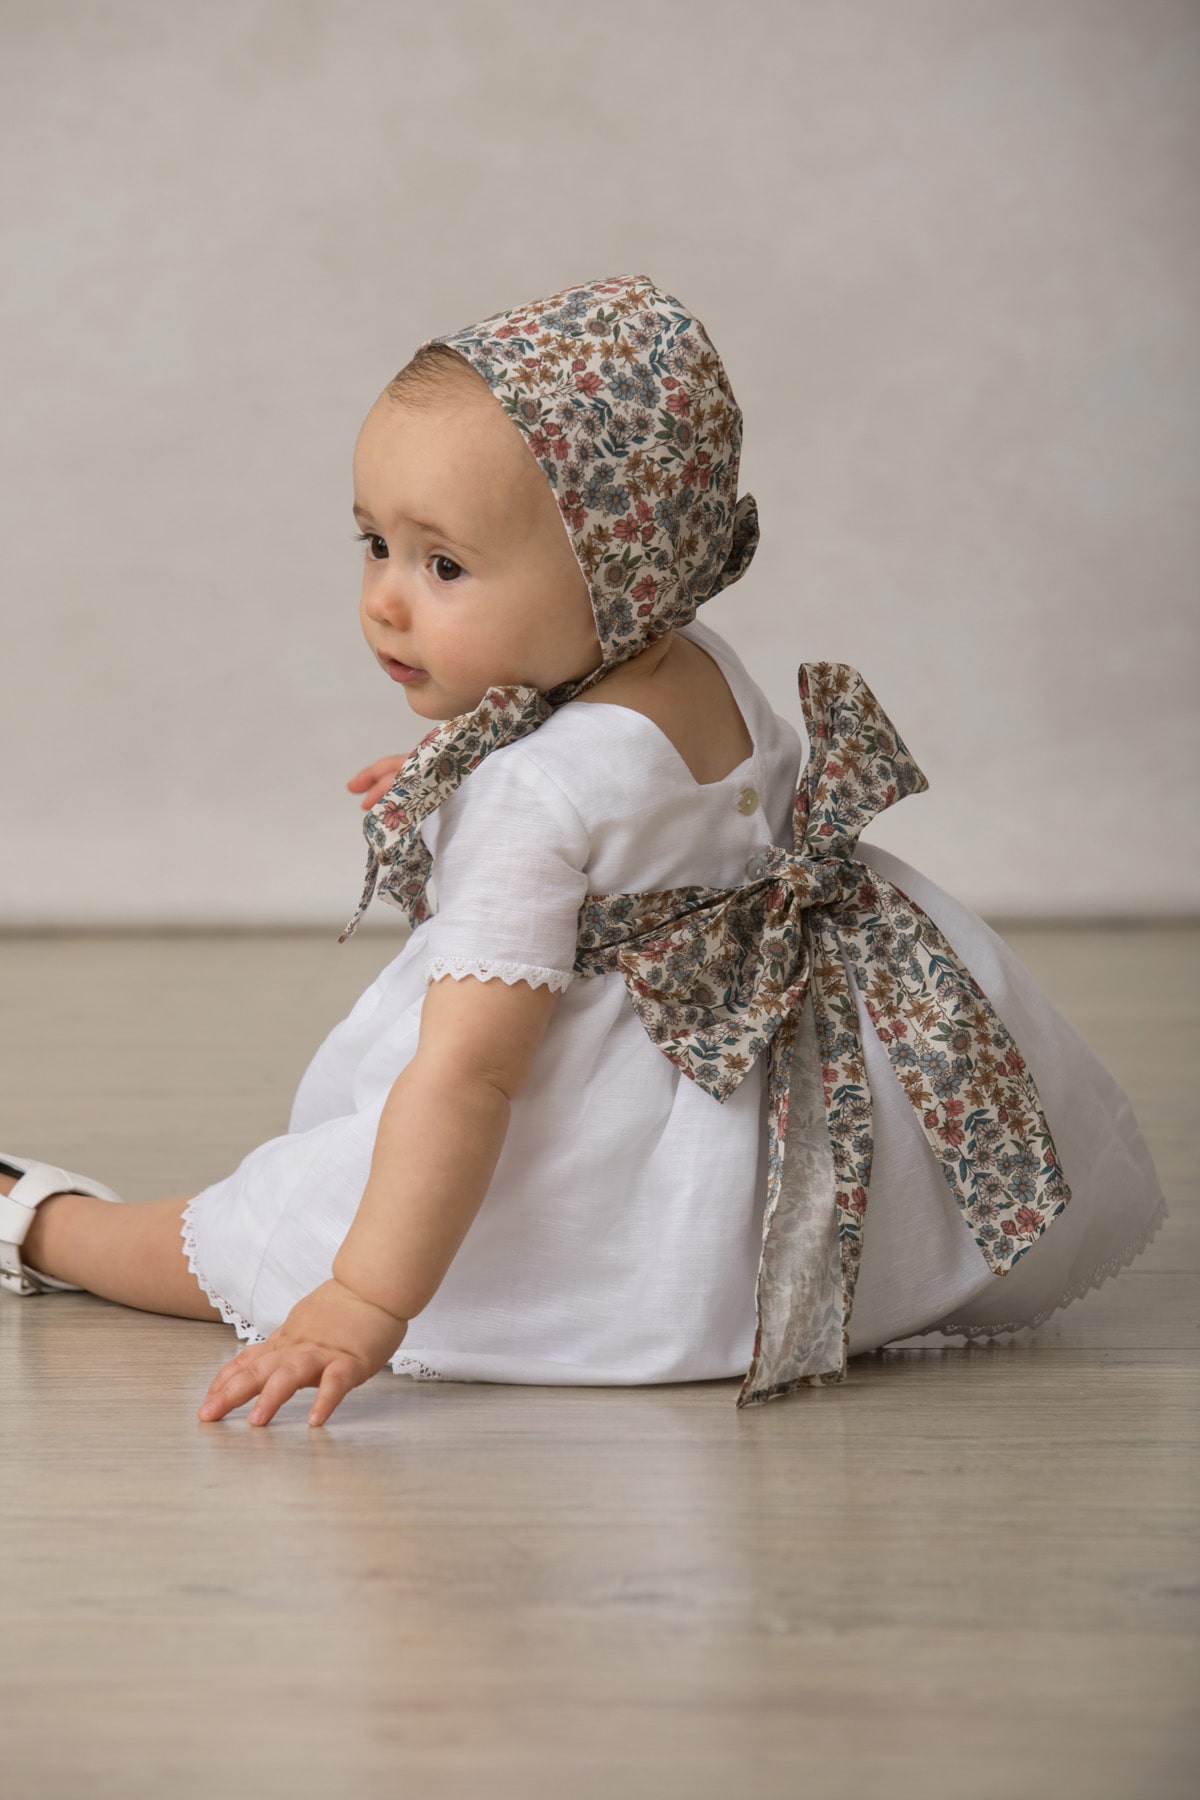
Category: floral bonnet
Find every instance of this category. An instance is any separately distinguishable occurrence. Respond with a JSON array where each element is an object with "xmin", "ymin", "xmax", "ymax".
[{"xmin": 343, "ymin": 272, "xmax": 760, "ymax": 936}]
